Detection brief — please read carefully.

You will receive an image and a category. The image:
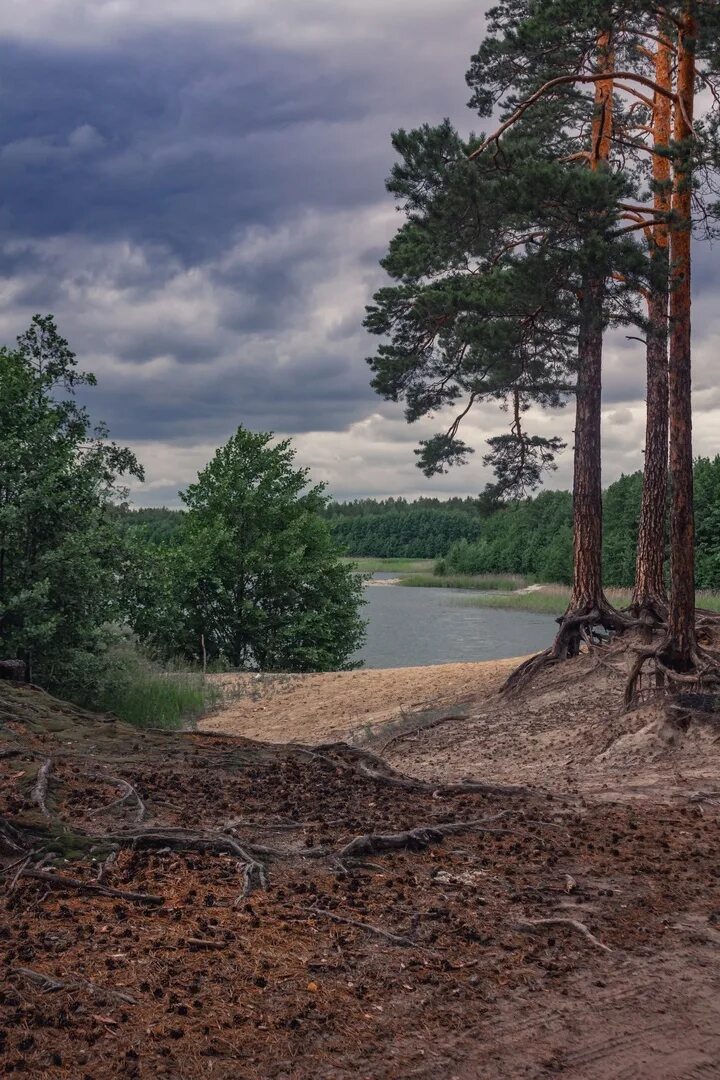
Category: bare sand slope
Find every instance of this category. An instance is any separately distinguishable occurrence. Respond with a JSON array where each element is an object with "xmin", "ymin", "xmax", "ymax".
[
  {"xmin": 200, "ymin": 657, "xmax": 520, "ymax": 743},
  {"xmin": 201, "ymin": 646, "xmax": 720, "ymax": 805}
]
